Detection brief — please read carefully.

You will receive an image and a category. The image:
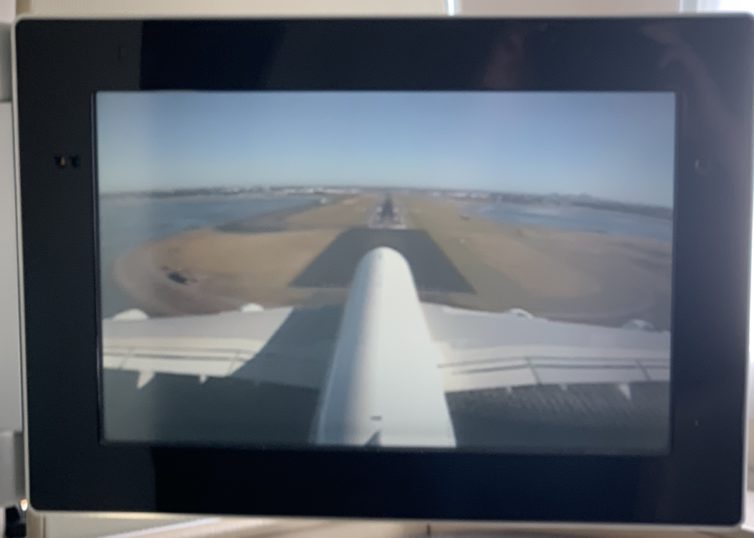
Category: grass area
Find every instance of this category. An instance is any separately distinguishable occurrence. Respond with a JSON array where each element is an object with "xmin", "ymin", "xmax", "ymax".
[
  {"xmin": 286, "ymin": 195, "xmax": 378, "ymax": 229},
  {"xmin": 115, "ymin": 228, "xmax": 342, "ymax": 314},
  {"xmin": 113, "ymin": 195, "xmax": 379, "ymax": 315},
  {"xmin": 400, "ymin": 195, "xmax": 672, "ymax": 327},
  {"xmin": 401, "ymin": 195, "xmax": 537, "ymax": 311},
  {"xmin": 403, "ymin": 196, "xmax": 597, "ymax": 299},
  {"xmin": 113, "ymin": 192, "xmax": 672, "ymax": 328}
]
